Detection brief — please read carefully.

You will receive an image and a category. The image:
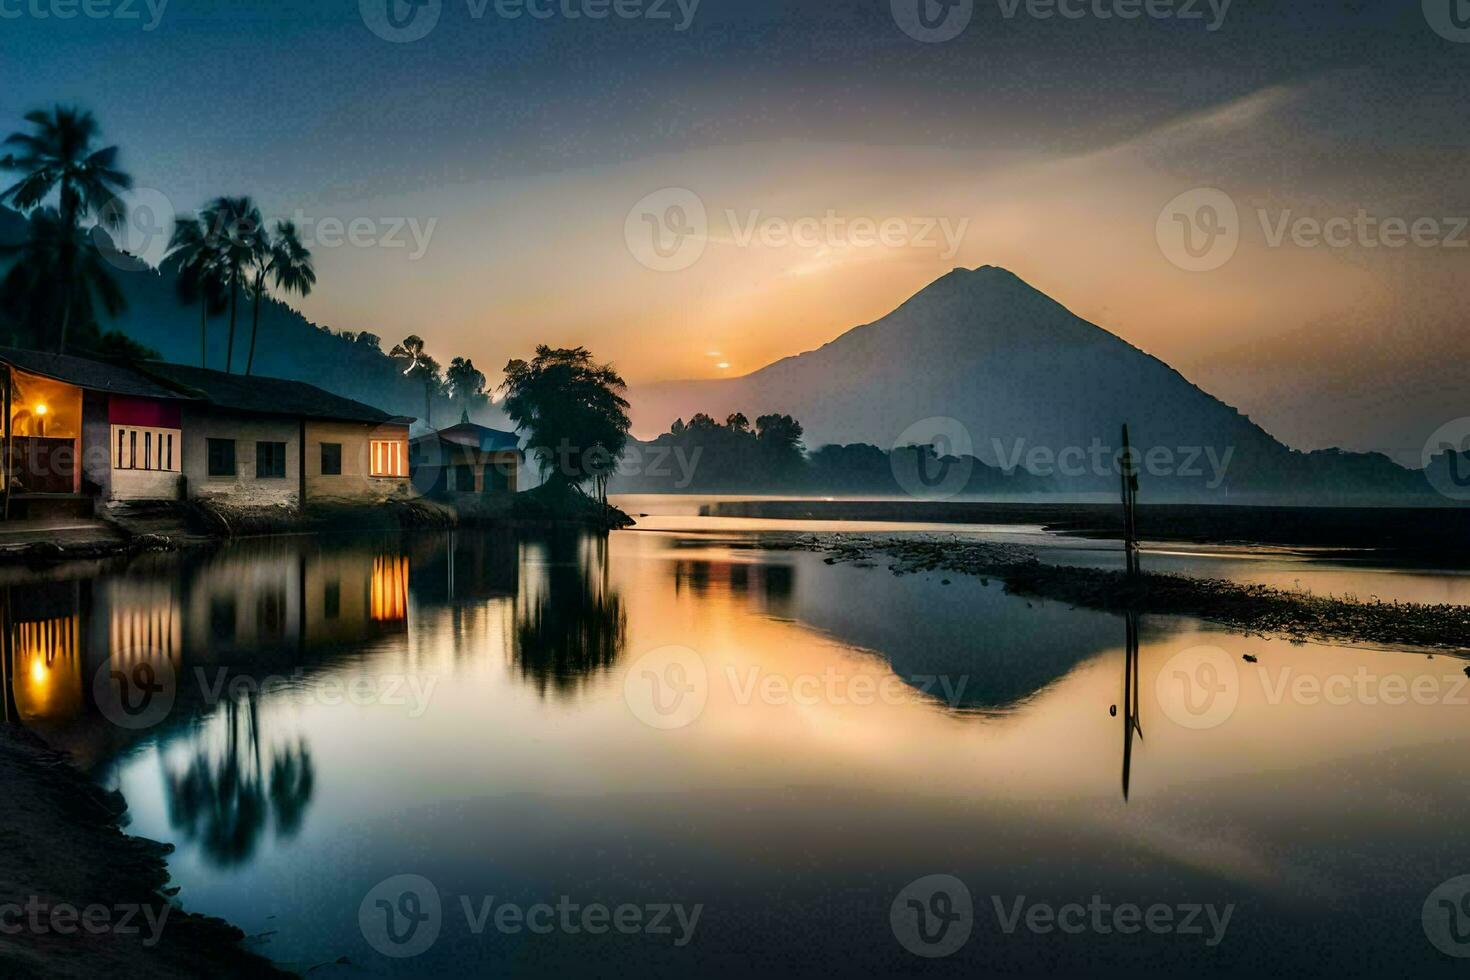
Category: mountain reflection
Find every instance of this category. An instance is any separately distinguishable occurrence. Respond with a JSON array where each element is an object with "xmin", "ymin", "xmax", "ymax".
[{"xmin": 512, "ymin": 533, "xmax": 626, "ymax": 699}]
